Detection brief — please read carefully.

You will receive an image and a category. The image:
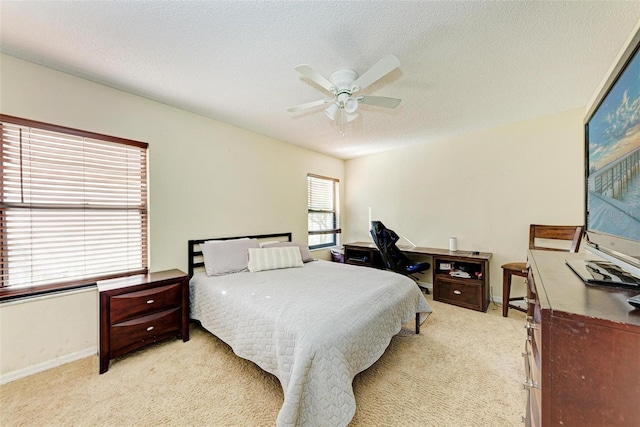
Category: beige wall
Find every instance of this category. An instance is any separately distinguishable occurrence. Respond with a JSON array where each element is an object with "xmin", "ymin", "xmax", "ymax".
[
  {"xmin": 0, "ymin": 289, "xmax": 98, "ymax": 382},
  {"xmin": 344, "ymin": 108, "xmax": 585, "ymax": 298},
  {"xmin": 0, "ymin": 54, "xmax": 344, "ymax": 381},
  {"xmin": 0, "ymin": 53, "xmax": 587, "ymax": 382}
]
